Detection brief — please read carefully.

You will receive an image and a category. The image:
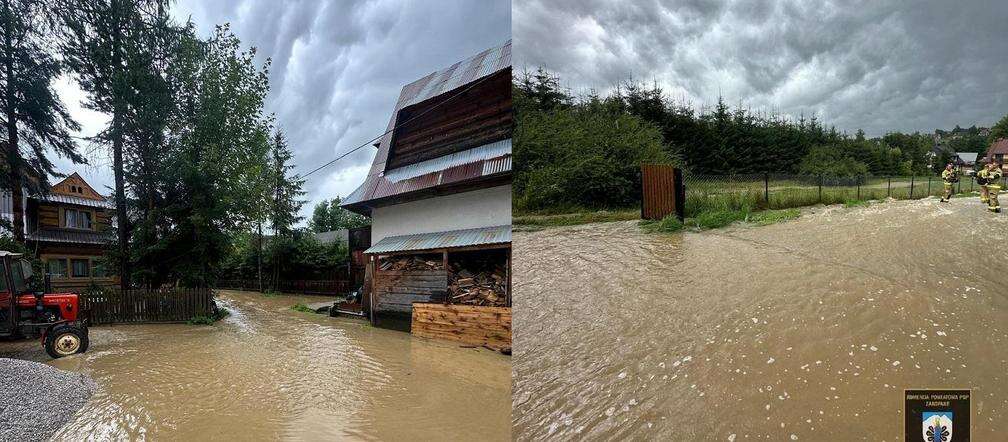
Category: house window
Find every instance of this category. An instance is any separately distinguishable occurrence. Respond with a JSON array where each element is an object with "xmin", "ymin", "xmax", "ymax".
[
  {"xmin": 48, "ymin": 259, "xmax": 68, "ymax": 278},
  {"xmin": 71, "ymin": 259, "xmax": 89, "ymax": 278},
  {"xmin": 64, "ymin": 209, "xmax": 92, "ymax": 230},
  {"xmin": 93, "ymin": 261, "xmax": 108, "ymax": 278}
]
